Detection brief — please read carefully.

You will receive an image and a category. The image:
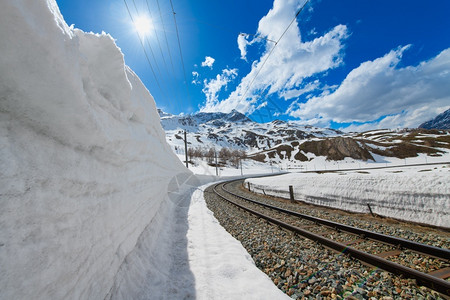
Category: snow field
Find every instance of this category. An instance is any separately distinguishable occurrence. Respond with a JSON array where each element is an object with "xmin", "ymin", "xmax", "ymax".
[
  {"xmin": 108, "ymin": 177, "xmax": 289, "ymax": 299},
  {"xmin": 263, "ymin": 150, "xmax": 450, "ymax": 172},
  {"xmin": 106, "ymin": 173, "xmax": 200, "ymax": 299},
  {"xmin": 246, "ymin": 165, "xmax": 450, "ymax": 228},
  {"xmin": 177, "ymin": 154, "xmax": 281, "ymax": 177},
  {"xmin": 186, "ymin": 183, "xmax": 290, "ymax": 300}
]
